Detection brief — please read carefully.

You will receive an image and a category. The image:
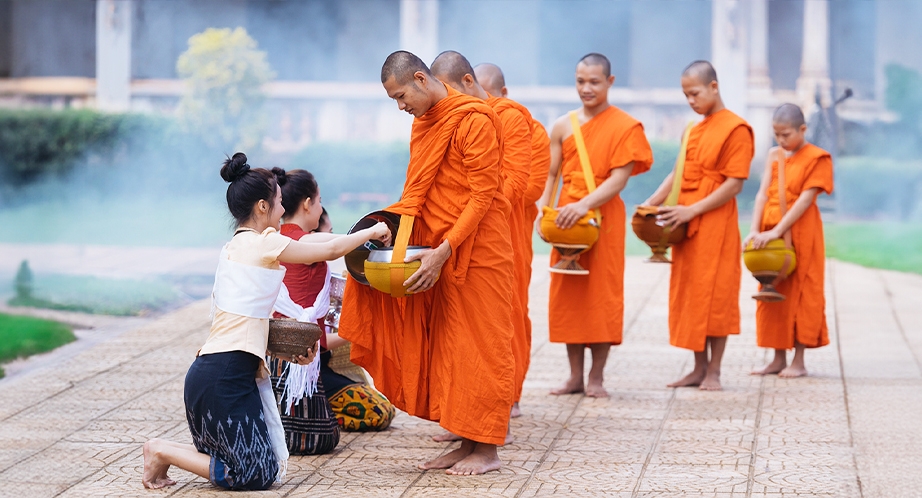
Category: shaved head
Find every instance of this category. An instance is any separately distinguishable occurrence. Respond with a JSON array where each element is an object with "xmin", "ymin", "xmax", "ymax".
[
  {"xmin": 577, "ymin": 53, "xmax": 611, "ymax": 78},
  {"xmin": 682, "ymin": 60, "xmax": 718, "ymax": 84},
  {"xmin": 474, "ymin": 63, "xmax": 505, "ymax": 97},
  {"xmin": 430, "ymin": 50, "xmax": 477, "ymax": 87},
  {"xmin": 381, "ymin": 50, "xmax": 431, "ymax": 84},
  {"xmin": 772, "ymin": 103, "xmax": 806, "ymax": 128}
]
